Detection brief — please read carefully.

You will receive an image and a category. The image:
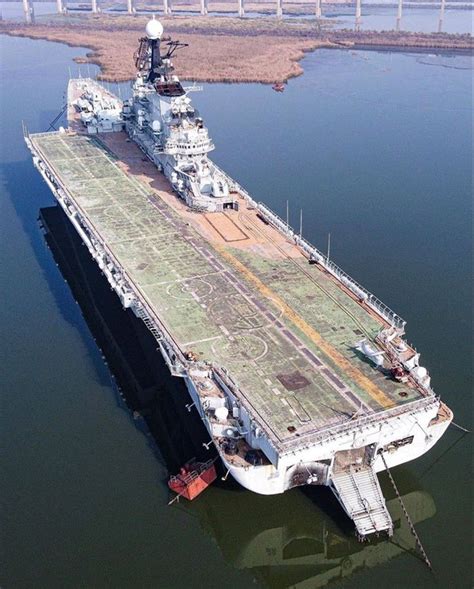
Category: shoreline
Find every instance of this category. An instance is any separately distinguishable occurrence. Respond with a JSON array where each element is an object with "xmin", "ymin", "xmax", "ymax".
[
  {"xmin": 0, "ymin": 15, "xmax": 472, "ymax": 84},
  {"xmin": 349, "ymin": 43, "xmax": 474, "ymax": 55}
]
